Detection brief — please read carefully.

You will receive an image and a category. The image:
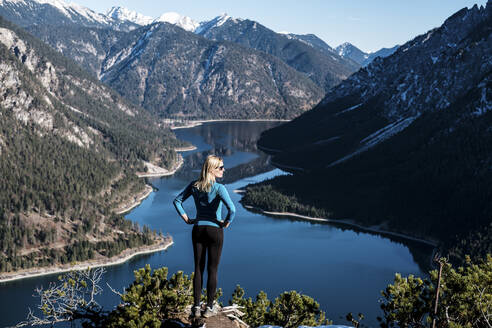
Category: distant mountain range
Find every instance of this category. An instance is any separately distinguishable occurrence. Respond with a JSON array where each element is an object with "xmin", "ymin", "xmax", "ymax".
[
  {"xmin": 0, "ymin": 0, "xmax": 370, "ymax": 118},
  {"xmin": 336, "ymin": 42, "xmax": 399, "ymax": 66},
  {"xmin": 251, "ymin": 3, "xmax": 492, "ymax": 254},
  {"xmin": 0, "ymin": 0, "xmax": 400, "ymax": 119}
]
